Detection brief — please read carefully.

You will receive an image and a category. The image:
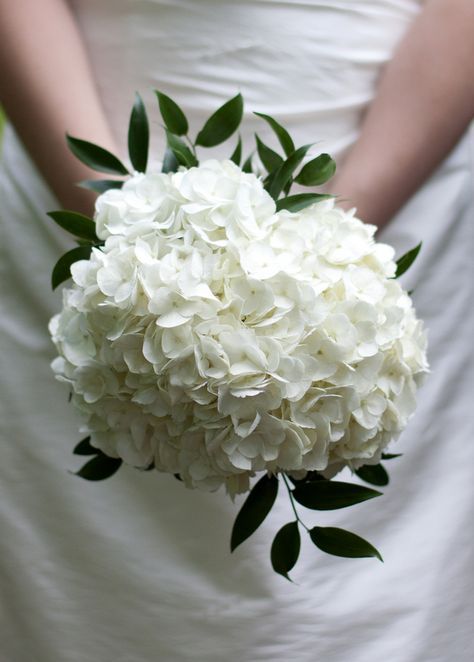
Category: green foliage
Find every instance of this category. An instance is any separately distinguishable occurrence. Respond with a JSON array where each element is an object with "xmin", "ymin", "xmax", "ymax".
[
  {"xmin": 276, "ymin": 193, "xmax": 332, "ymax": 212},
  {"xmin": 196, "ymin": 93, "xmax": 244, "ymax": 147},
  {"xmin": 242, "ymin": 152, "xmax": 254, "ymax": 173},
  {"xmin": 67, "ymin": 135, "xmax": 129, "ymax": 175},
  {"xmin": 230, "ymin": 135, "xmax": 242, "ymax": 166},
  {"xmin": 73, "ymin": 437, "xmax": 96, "ymax": 456},
  {"xmin": 155, "ymin": 91, "xmax": 189, "ymax": 136},
  {"xmin": 266, "ymin": 144, "xmax": 312, "ymax": 200},
  {"xmin": 162, "ymin": 148, "xmax": 180, "ymax": 174},
  {"xmin": 381, "ymin": 453, "xmax": 403, "ymax": 460},
  {"xmin": 355, "ymin": 464, "xmax": 389, "ymax": 487},
  {"xmin": 295, "ymin": 153, "xmax": 336, "ymax": 186},
  {"xmin": 47, "ymin": 210, "xmax": 98, "ymax": 242},
  {"xmin": 230, "ymin": 473, "xmax": 279, "ymax": 552},
  {"xmin": 166, "ymin": 131, "xmax": 197, "ymax": 168},
  {"xmin": 310, "ymin": 526, "xmax": 383, "ymax": 561},
  {"xmin": 76, "ymin": 453, "xmax": 123, "ymax": 481},
  {"xmin": 78, "ymin": 179, "xmax": 124, "ymax": 193},
  {"xmin": 270, "ymin": 521, "xmax": 300, "ymax": 581},
  {"xmin": 51, "ymin": 245, "xmax": 93, "ymax": 290},
  {"xmin": 292, "ymin": 480, "xmax": 382, "ymax": 510},
  {"xmin": 128, "ymin": 92, "xmax": 149, "ymax": 172},
  {"xmin": 255, "ymin": 134, "xmax": 283, "ymax": 173},
  {"xmin": 395, "ymin": 242, "xmax": 422, "ymax": 278},
  {"xmin": 254, "ymin": 112, "xmax": 295, "ymax": 156}
]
